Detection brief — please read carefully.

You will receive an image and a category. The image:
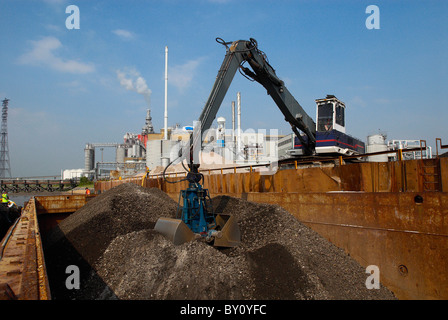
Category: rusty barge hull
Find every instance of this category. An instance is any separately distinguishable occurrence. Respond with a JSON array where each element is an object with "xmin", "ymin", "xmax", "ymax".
[
  {"xmin": 0, "ymin": 194, "xmax": 93, "ymax": 300},
  {"xmin": 0, "ymin": 158, "xmax": 447, "ymax": 300}
]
